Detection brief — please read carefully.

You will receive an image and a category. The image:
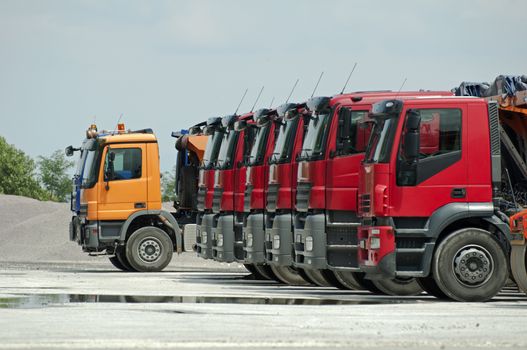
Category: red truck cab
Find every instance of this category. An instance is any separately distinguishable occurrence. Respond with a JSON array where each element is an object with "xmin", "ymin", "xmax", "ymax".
[
  {"xmin": 357, "ymin": 96, "xmax": 510, "ymax": 301},
  {"xmin": 196, "ymin": 117, "xmax": 223, "ymax": 259}
]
